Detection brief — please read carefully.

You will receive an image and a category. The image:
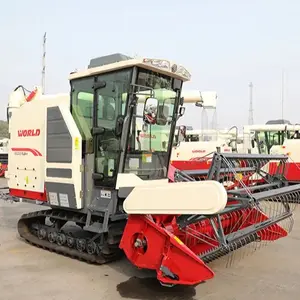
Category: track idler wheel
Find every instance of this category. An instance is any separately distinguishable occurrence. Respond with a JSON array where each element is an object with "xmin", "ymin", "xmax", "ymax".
[
  {"xmin": 48, "ymin": 232, "xmax": 57, "ymax": 243},
  {"xmin": 56, "ymin": 233, "xmax": 66, "ymax": 246},
  {"xmin": 66, "ymin": 236, "xmax": 75, "ymax": 248},
  {"xmin": 37, "ymin": 228, "xmax": 47, "ymax": 240},
  {"xmin": 76, "ymin": 239, "xmax": 86, "ymax": 252},
  {"xmin": 87, "ymin": 241, "xmax": 97, "ymax": 255}
]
